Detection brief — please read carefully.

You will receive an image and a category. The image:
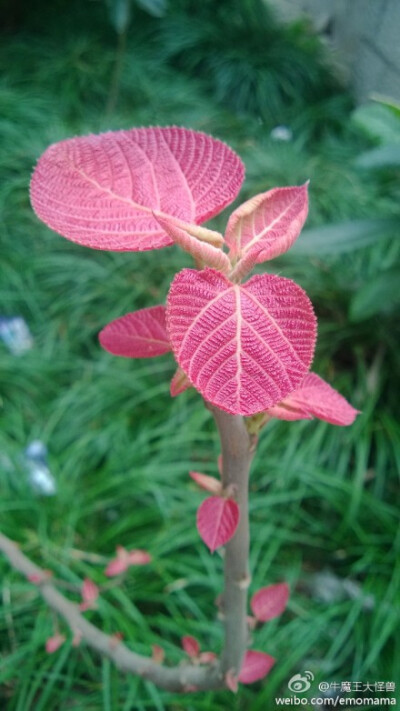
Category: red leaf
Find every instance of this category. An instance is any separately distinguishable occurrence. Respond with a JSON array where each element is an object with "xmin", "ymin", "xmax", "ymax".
[
  {"xmin": 197, "ymin": 496, "xmax": 240, "ymax": 552},
  {"xmin": 105, "ymin": 557, "xmax": 129, "ymax": 577},
  {"xmin": 238, "ymin": 650, "xmax": 276, "ymax": 684},
  {"xmin": 30, "ymin": 127, "xmax": 244, "ymax": 252},
  {"xmin": 170, "ymin": 366, "xmax": 192, "ymax": 397},
  {"xmin": 167, "ymin": 268, "xmax": 316, "ymax": 416},
  {"xmin": 250, "ymin": 583, "xmax": 290, "ymax": 622},
  {"xmin": 226, "ymin": 184, "xmax": 309, "ymax": 279},
  {"xmin": 105, "ymin": 546, "xmax": 130, "ymax": 577},
  {"xmin": 80, "ymin": 577, "xmax": 99, "ymax": 610},
  {"xmin": 45, "ymin": 634, "xmax": 66, "ymax": 654},
  {"xmin": 264, "ymin": 401, "xmax": 312, "ymax": 421},
  {"xmin": 181, "ymin": 635, "xmax": 200, "ymax": 658},
  {"xmin": 127, "ymin": 549, "xmax": 152, "ymax": 565},
  {"xmin": 99, "ymin": 305, "xmax": 170, "ymax": 358},
  {"xmin": 153, "ymin": 212, "xmax": 231, "ymax": 272},
  {"xmin": 267, "ymin": 373, "xmax": 360, "ymax": 426},
  {"xmin": 225, "ymin": 669, "xmax": 239, "ymax": 693},
  {"xmin": 189, "ymin": 471, "xmax": 223, "ymax": 495}
]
